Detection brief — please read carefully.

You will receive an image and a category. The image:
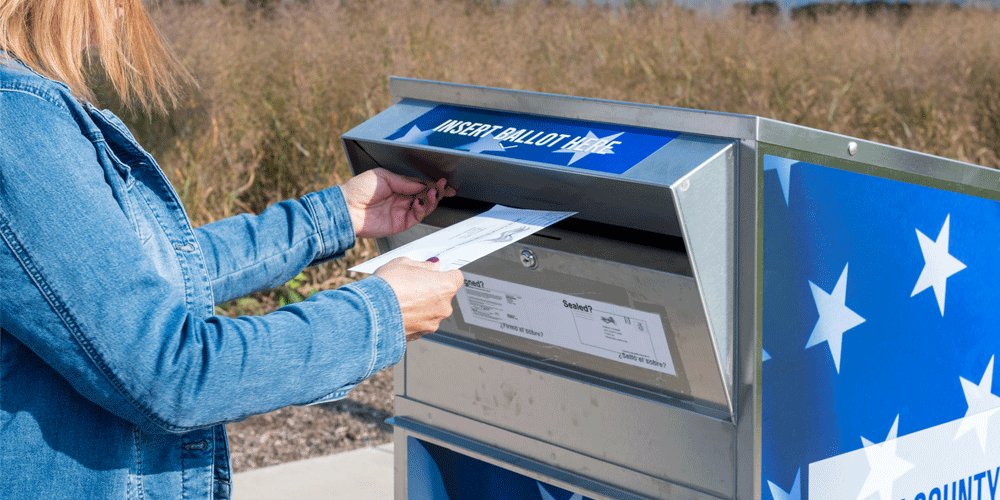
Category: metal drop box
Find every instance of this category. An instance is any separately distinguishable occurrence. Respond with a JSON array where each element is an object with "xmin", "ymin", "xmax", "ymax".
[{"xmin": 342, "ymin": 78, "xmax": 1000, "ymax": 500}]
